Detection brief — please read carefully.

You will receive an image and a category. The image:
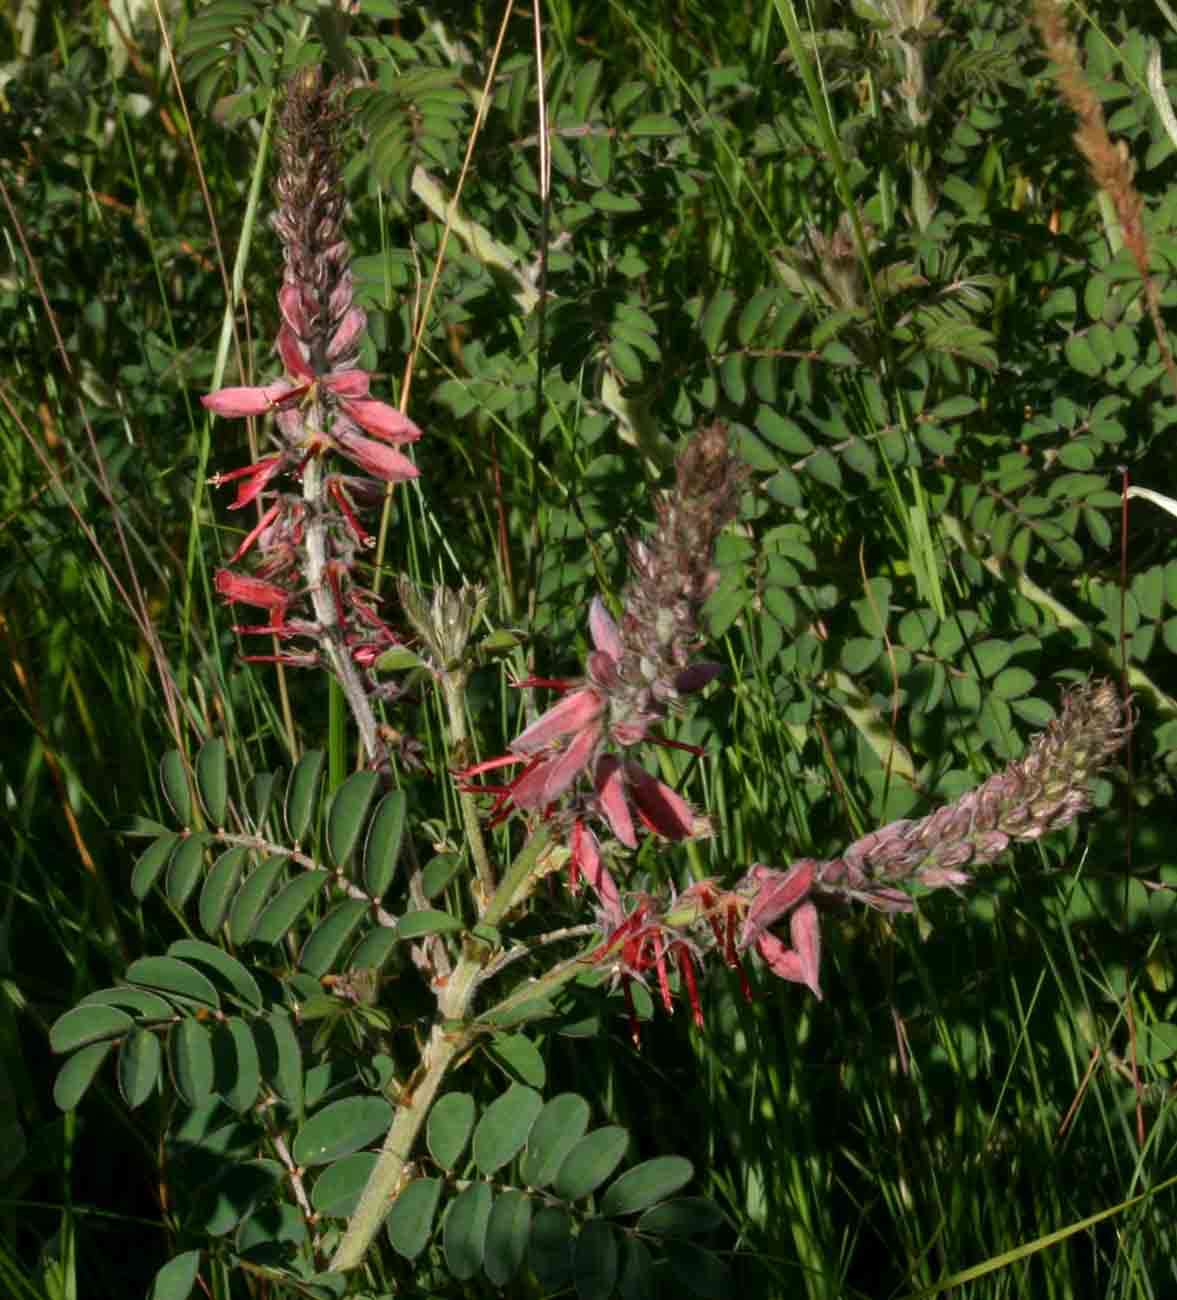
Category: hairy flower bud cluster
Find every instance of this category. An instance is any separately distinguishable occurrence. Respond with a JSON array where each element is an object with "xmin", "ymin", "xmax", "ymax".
[
  {"xmin": 202, "ymin": 67, "xmax": 419, "ymax": 678},
  {"xmin": 817, "ymin": 678, "xmax": 1131, "ymax": 905}
]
